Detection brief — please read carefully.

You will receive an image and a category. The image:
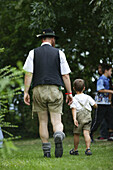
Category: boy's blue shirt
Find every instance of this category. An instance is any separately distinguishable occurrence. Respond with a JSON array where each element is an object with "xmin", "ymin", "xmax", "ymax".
[
  {"xmin": 96, "ymin": 75, "xmax": 110, "ymax": 105},
  {"xmin": 97, "ymin": 75, "xmax": 110, "ymax": 91}
]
